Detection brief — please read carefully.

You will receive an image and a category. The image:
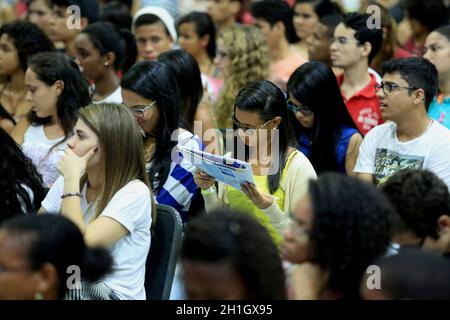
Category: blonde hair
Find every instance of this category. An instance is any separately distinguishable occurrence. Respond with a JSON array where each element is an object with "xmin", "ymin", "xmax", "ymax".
[
  {"xmin": 79, "ymin": 103, "xmax": 154, "ymax": 222},
  {"xmin": 214, "ymin": 25, "xmax": 270, "ymax": 128}
]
